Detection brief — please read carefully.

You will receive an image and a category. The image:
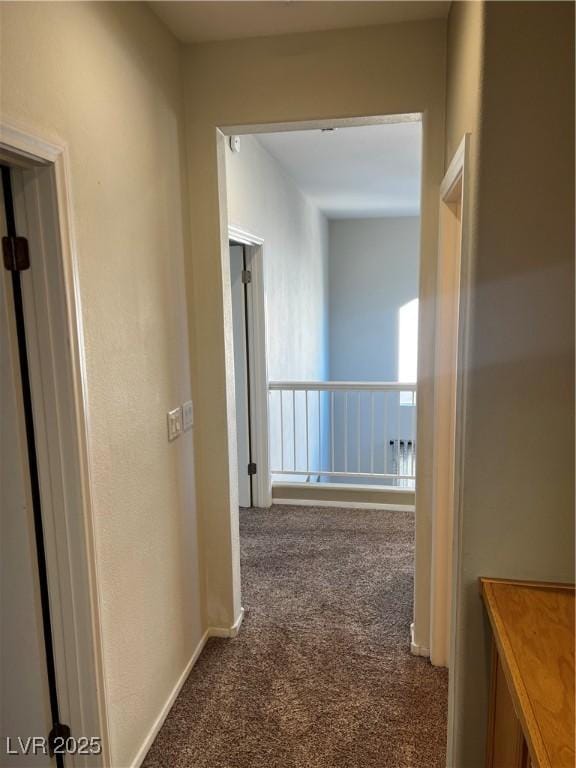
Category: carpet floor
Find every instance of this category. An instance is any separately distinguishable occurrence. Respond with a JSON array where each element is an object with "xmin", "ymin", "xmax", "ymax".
[{"xmin": 143, "ymin": 506, "xmax": 448, "ymax": 768}]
